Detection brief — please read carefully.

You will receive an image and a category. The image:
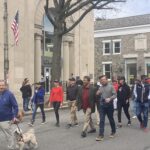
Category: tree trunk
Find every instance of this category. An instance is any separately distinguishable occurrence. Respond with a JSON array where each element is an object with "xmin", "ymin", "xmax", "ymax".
[{"xmin": 51, "ymin": 29, "xmax": 62, "ymax": 86}]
